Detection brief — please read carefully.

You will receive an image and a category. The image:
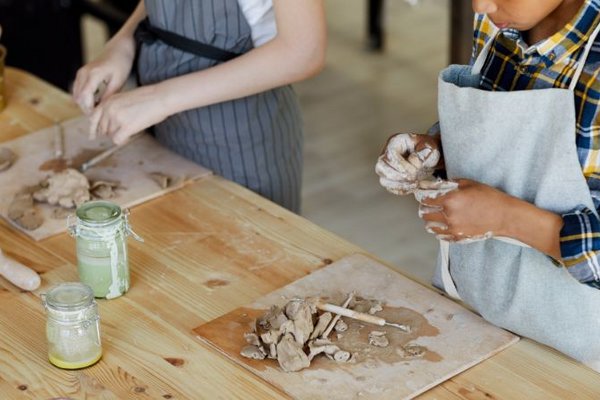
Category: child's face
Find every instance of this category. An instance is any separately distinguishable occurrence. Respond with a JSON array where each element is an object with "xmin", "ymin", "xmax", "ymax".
[{"xmin": 472, "ymin": 0, "xmax": 567, "ymax": 31}]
